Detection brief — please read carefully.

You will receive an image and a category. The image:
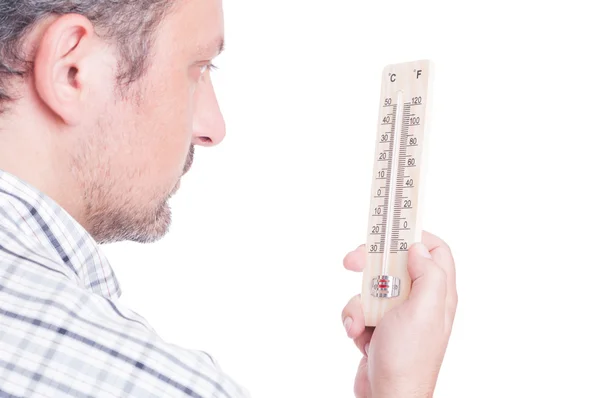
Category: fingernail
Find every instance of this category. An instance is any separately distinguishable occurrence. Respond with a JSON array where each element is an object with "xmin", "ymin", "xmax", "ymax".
[
  {"xmin": 343, "ymin": 317, "xmax": 353, "ymax": 334},
  {"xmin": 414, "ymin": 242, "xmax": 432, "ymax": 259},
  {"xmin": 365, "ymin": 343, "xmax": 370, "ymax": 356}
]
